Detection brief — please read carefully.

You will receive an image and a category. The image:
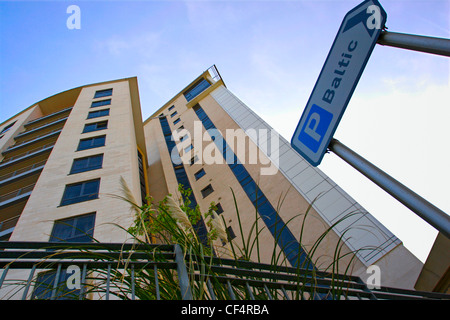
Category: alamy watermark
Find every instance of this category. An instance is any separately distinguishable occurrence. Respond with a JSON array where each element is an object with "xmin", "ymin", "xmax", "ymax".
[
  {"xmin": 169, "ymin": 121, "xmax": 280, "ymax": 176},
  {"xmin": 366, "ymin": 264, "xmax": 381, "ymax": 289},
  {"xmin": 66, "ymin": 5, "xmax": 81, "ymax": 30}
]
